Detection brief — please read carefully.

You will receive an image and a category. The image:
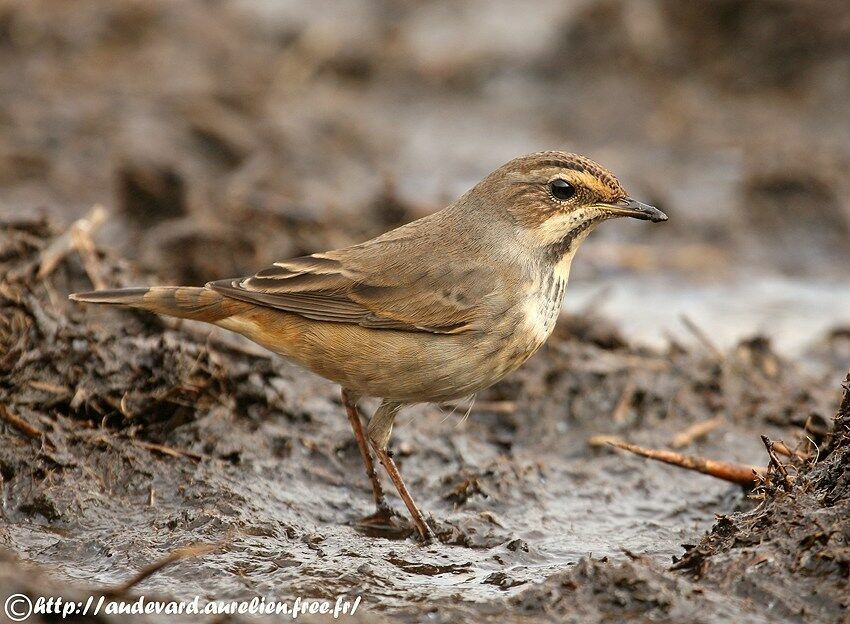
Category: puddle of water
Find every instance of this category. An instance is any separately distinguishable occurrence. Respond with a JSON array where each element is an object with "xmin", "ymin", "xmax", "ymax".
[{"xmin": 568, "ymin": 273, "xmax": 850, "ymax": 355}]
